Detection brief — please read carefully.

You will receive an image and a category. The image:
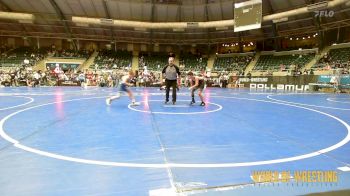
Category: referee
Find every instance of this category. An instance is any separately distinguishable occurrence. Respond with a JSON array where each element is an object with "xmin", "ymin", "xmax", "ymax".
[{"xmin": 162, "ymin": 56, "xmax": 181, "ymax": 105}]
